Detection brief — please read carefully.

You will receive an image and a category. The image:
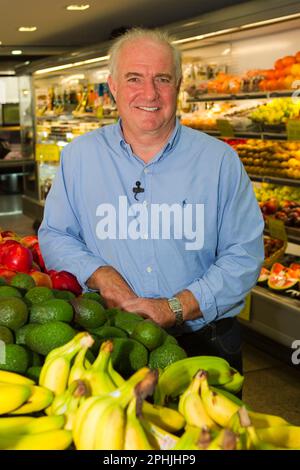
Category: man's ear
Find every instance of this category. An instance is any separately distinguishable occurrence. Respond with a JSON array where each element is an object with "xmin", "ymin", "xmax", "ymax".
[{"xmin": 108, "ymin": 75, "xmax": 117, "ymax": 101}]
